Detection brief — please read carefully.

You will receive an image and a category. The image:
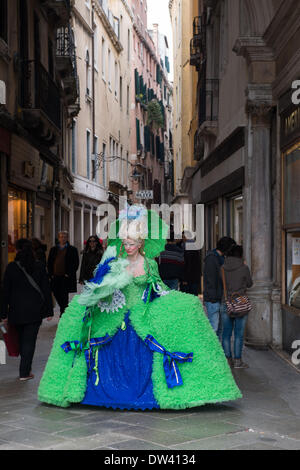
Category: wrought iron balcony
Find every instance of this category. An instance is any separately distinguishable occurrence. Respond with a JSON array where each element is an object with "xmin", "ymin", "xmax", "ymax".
[
  {"xmin": 56, "ymin": 25, "xmax": 80, "ymax": 114},
  {"xmin": 190, "ymin": 16, "xmax": 206, "ymax": 72},
  {"xmin": 20, "ymin": 60, "xmax": 61, "ymax": 131},
  {"xmin": 41, "ymin": 0, "xmax": 70, "ymax": 26},
  {"xmin": 199, "ymin": 78, "xmax": 219, "ymax": 129},
  {"xmin": 56, "ymin": 25, "xmax": 75, "ymax": 75},
  {"xmin": 193, "ymin": 16, "xmax": 203, "ymax": 39}
]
